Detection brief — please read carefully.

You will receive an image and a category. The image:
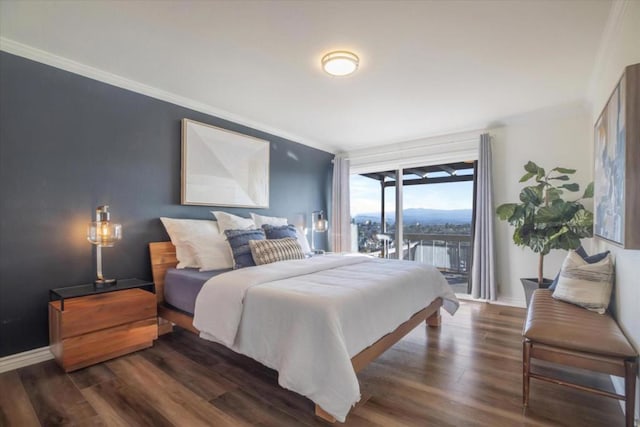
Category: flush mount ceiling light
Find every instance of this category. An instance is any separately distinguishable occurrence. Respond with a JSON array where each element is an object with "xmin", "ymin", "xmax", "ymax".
[{"xmin": 321, "ymin": 51, "xmax": 359, "ymax": 76}]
